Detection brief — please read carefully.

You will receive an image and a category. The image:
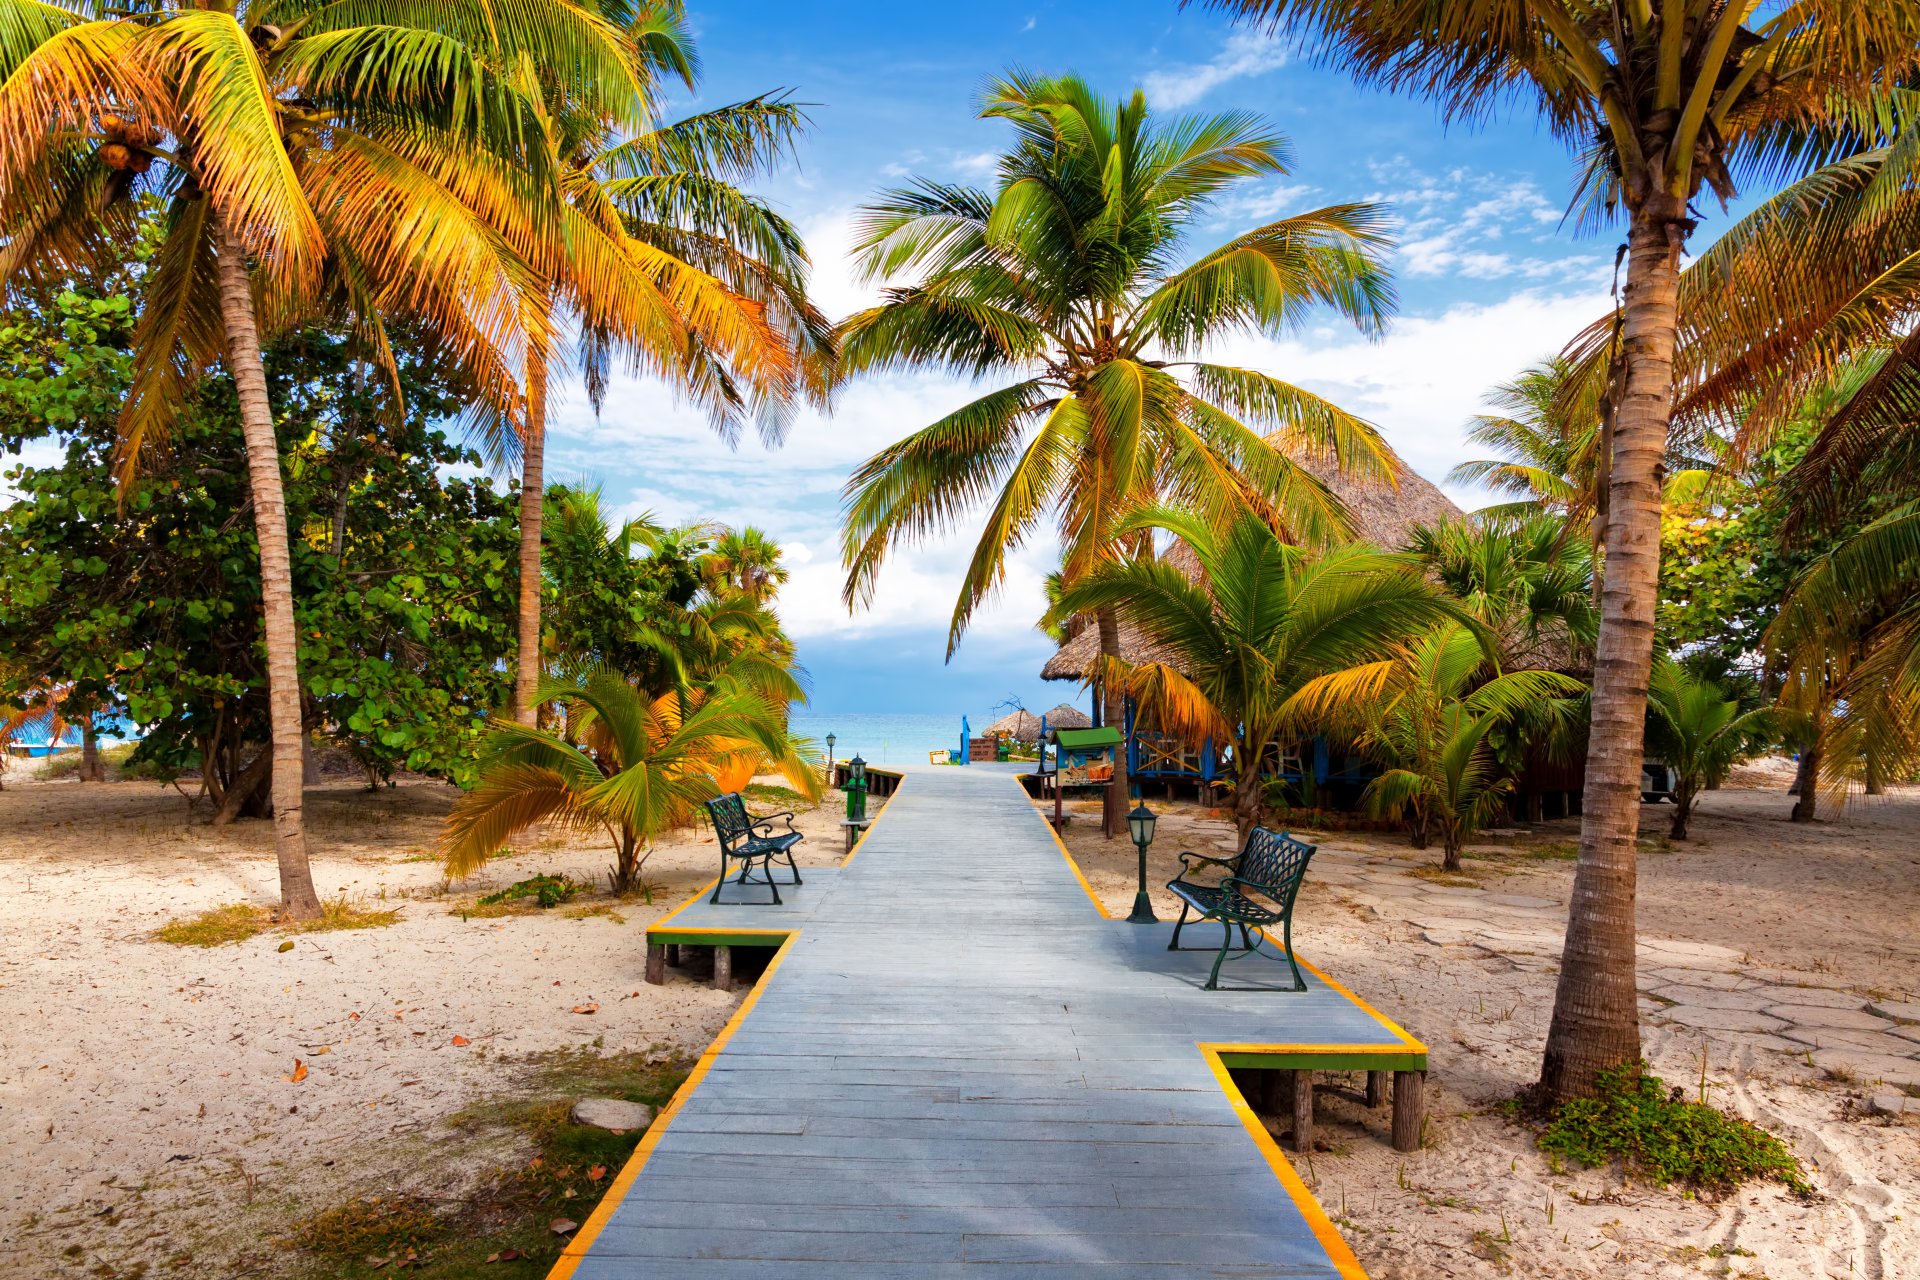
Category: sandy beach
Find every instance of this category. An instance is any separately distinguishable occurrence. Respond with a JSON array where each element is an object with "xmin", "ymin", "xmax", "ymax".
[{"xmin": 1, "ymin": 761, "xmax": 1915, "ymax": 1278}]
